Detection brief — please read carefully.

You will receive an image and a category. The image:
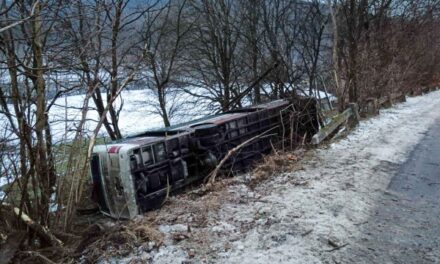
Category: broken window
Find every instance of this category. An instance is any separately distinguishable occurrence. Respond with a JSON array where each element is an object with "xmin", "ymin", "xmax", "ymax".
[
  {"xmin": 228, "ymin": 121, "xmax": 238, "ymax": 138},
  {"xmin": 237, "ymin": 118, "xmax": 247, "ymax": 135},
  {"xmin": 154, "ymin": 143, "xmax": 166, "ymax": 162},
  {"xmin": 141, "ymin": 146, "xmax": 153, "ymax": 165}
]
